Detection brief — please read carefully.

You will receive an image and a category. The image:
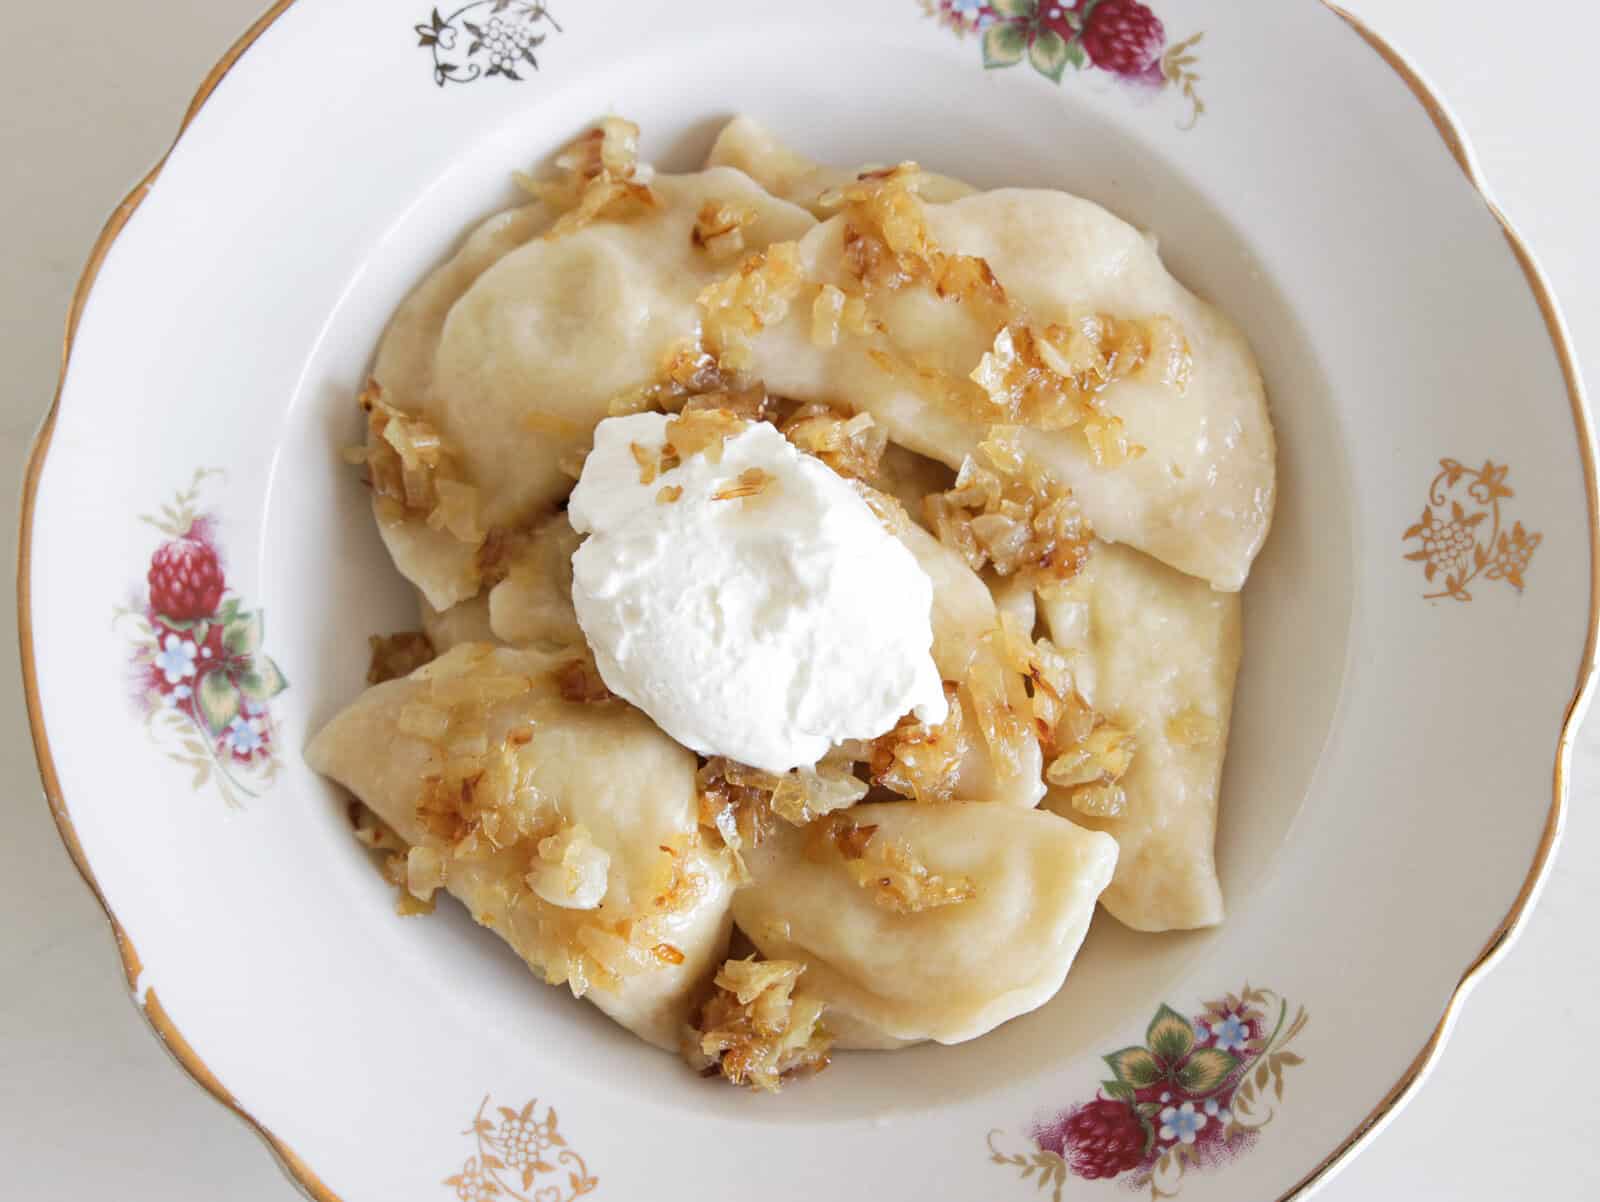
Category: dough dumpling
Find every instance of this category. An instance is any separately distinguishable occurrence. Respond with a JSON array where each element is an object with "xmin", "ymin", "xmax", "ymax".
[
  {"xmin": 307, "ymin": 644, "xmax": 736, "ymax": 1049},
  {"xmin": 430, "ymin": 169, "xmax": 814, "ymax": 530},
  {"xmin": 874, "ymin": 442, "xmax": 954, "ymax": 517},
  {"xmin": 751, "ymin": 191, "xmax": 1275, "ymax": 591},
  {"xmin": 891, "ymin": 517, "xmax": 1044, "ymax": 807},
  {"xmin": 732, "ymin": 801, "xmax": 1117, "ymax": 1048},
  {"xmin": 370, "ymin": 170, "xmax": 815, "ymax": 607},
  {"xmin": 485, "ymin": 512, "xmax": 584, "ymax": 650},
  {"xmin": 706, "ymin": 115, "xmax": 977, "ymax": 217},
  {"xmin": 1039, "ymin": 543, "xmax": 1240, "ymax": 931},
  {"xmin": 419, "ymin": 591, "xmax": 497, "ymax": 653},
  {"xmin": 417, "ymin": 514, "xmax": 582, "ymax": 653},
  {"xmin": 371, "ymin": 204, "xmax": 553, "ymax": 610}
]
